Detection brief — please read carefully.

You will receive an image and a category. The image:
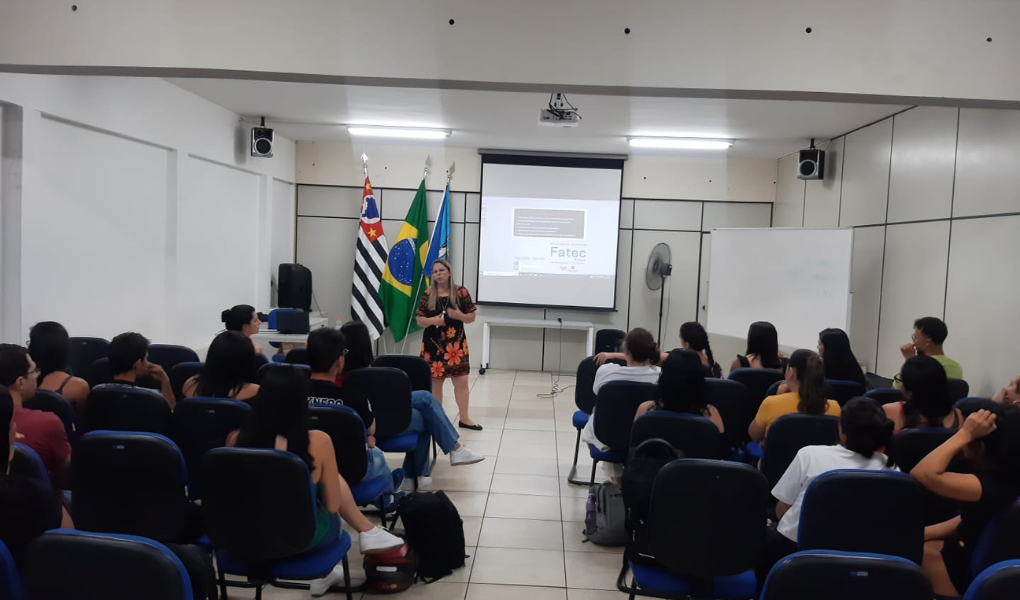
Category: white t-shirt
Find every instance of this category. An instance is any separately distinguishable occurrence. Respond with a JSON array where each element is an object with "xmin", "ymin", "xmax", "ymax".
[
  {"xmin": 592, "ymin": 363, "xmax": 661, "ymax": 394},
  {"xmin": 773, "ymin": 445, "xmax": 899, "ymax": 541}
]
